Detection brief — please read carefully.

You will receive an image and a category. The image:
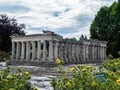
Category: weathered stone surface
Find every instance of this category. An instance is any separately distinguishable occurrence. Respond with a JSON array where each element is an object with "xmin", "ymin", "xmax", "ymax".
[{"xmin": 10, "ymin": 31, "xmax": 107, "ymax": 65}]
